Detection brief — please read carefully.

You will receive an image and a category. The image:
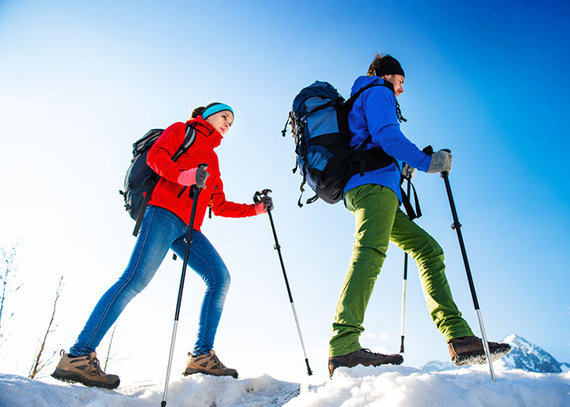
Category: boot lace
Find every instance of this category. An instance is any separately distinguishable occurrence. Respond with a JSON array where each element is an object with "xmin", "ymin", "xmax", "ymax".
[
  {"xmin": 188, "ymin": 351, "xmax": 226, "ymax": 370},
  {"xmin": 87, "ymin": 353, "xmax": 105, "ymax": 374},
  {"xmin": 210, "ymin": 352, "xmax": 226, "ymax": 369}
]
